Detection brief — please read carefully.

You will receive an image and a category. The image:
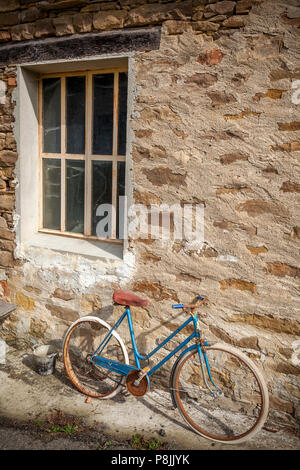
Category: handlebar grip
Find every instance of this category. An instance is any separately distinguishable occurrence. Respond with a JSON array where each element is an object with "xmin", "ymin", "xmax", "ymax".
[
  {"xmin": 172, "ymin": 304, "xmax": 184, "ymax": 309},
  {"xmin": 197, "ymin": 295, "xmax": 204, "ymax": 300}
]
